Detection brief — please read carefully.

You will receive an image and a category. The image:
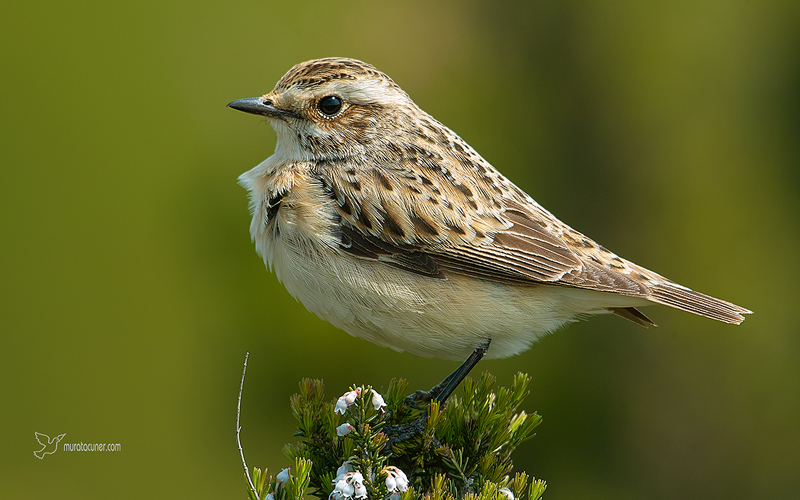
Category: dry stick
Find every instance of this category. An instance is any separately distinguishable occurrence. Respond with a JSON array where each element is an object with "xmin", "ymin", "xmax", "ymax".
[{"xmin": 237, "ymin": 352, "xmax": 259, "ymax": 500}]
